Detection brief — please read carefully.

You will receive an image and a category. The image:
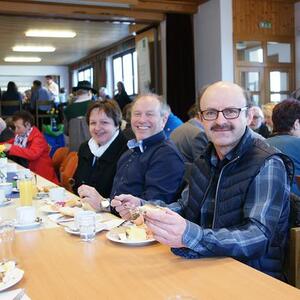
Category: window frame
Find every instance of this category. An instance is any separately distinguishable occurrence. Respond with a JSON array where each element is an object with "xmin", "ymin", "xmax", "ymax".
[
  {"xmin": 112, "ymin": 49, "xmax": 137, "ymax": 97},
  {"xmin": 77, "ymin": 66, "xmax": 94, "ymax": 86}
]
